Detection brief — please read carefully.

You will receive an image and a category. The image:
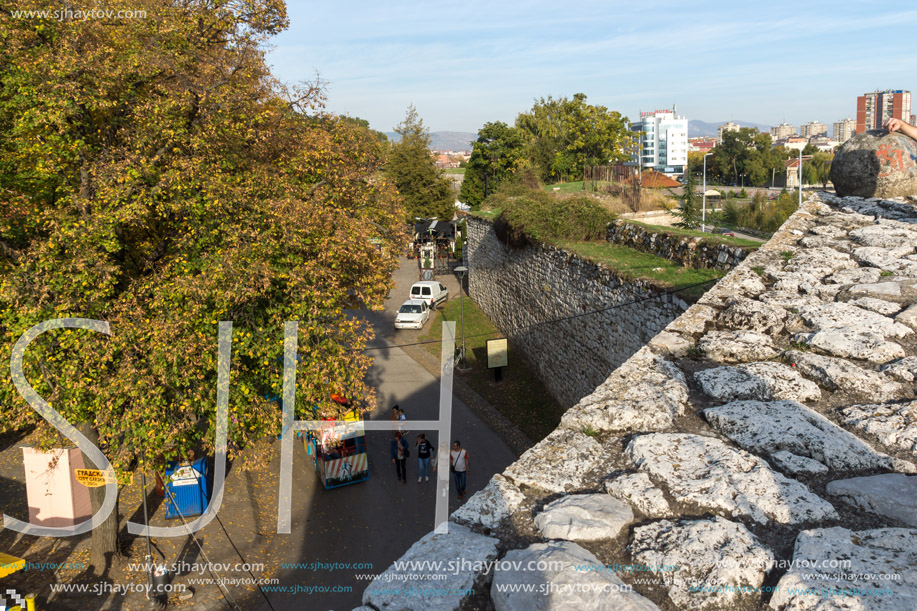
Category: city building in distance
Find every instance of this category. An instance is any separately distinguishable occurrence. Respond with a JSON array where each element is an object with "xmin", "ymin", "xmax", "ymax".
[
  {"xmin": 856, "ymin": 89, "xmax": 911, "ymax": 133},
  {"xmin": 770, "ymin": 122, "xmax": 796, "ymax": 140},
  {"xmin": 631, "ymin": 106, "xmax": 688, "ymax": 176},
  {"xmin": 800, "ymin": 121, "xmax": 828, "ymax": 139},
  {"xmin": 833, "ymin": 118, "xmax": 856, "ymax": 143},
  {"xmin": 717, "ymin": 121, "xmax": 740, "ymax": 141}
]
